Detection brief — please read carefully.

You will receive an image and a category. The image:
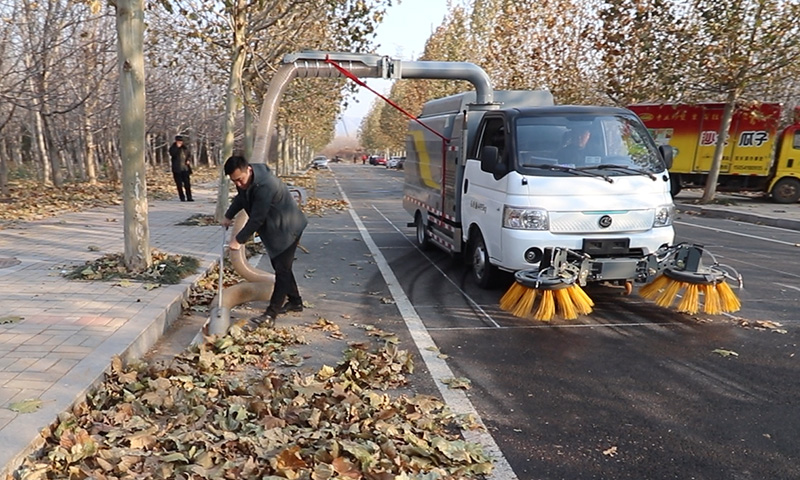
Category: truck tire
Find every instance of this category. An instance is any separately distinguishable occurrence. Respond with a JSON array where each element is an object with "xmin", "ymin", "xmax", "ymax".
[
  {"xmin": 415, "ymin": 213, "xmax": 430, "ymax": 250},
  {"xmin": 470, "ymin": 231, "xmax": 497, "ymax": 288},
  {"xmin": 771, "ymin": 177, "xmax": 800, "ymax": 204}
]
